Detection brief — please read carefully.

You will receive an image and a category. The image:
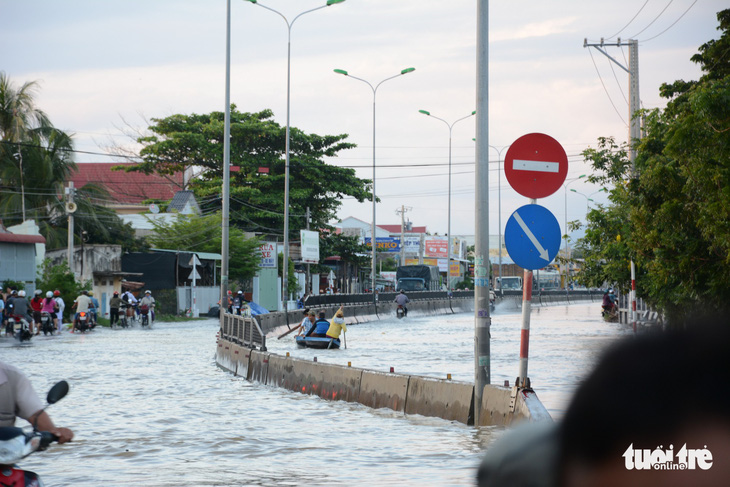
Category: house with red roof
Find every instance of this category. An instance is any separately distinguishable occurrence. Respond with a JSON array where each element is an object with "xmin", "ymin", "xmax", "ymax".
[{"xmin": 68, "ymin": 163, "xmax": 184, "ymax": 214}]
